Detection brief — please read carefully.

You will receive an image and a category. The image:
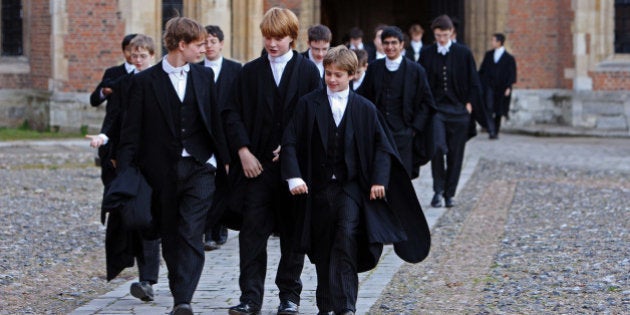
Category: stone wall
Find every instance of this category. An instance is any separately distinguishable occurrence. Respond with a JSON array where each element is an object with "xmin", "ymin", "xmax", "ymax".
[{"xmin": 507, "ymin": 89, "xmax": 630, "ymax": 134}]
